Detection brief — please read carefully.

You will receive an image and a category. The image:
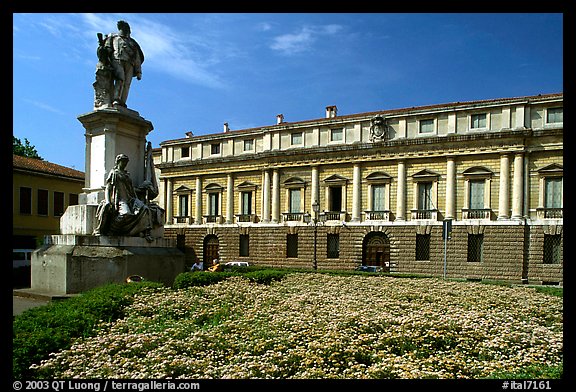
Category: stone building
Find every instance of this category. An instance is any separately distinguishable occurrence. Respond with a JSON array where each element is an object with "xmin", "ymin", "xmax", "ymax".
[{"xmin": 155, "ymin": 93, "xmax": 563, "ymax": 285}]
